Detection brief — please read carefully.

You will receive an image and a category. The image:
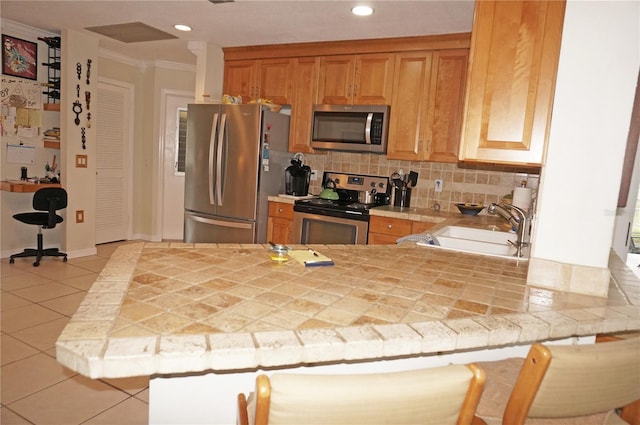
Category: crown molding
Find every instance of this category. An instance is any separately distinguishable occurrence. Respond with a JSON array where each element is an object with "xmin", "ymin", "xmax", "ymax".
[
  {"xmin": 152, "ymin": 60, "xmax": 196, "ymax": 73},
  {"xmin": 1, "ymin": 19, "xmax": 59, "ymax": 39},
  {"xmin": 99, "ymin": 48, "xmax": 195, "ymax": 73},
  {"xmin": 99, "ymin": 48, "xmax": 147, "ymax": 70}
]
